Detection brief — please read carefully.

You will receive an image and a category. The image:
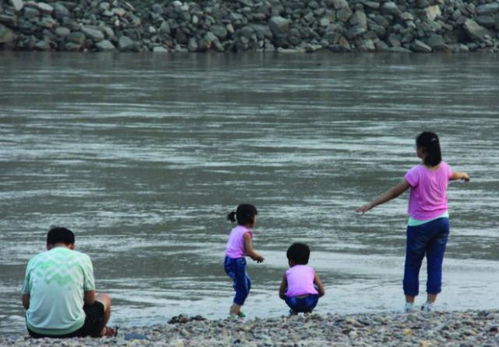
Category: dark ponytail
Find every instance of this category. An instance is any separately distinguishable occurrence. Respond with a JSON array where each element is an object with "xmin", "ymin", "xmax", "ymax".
[
  {"xmin": 416, "ymin": 131, "xmax": 442, "ymax": 166},
  {"xmin": 227, "ymin": 204, "xmax": 258, "ymax": 226}
]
